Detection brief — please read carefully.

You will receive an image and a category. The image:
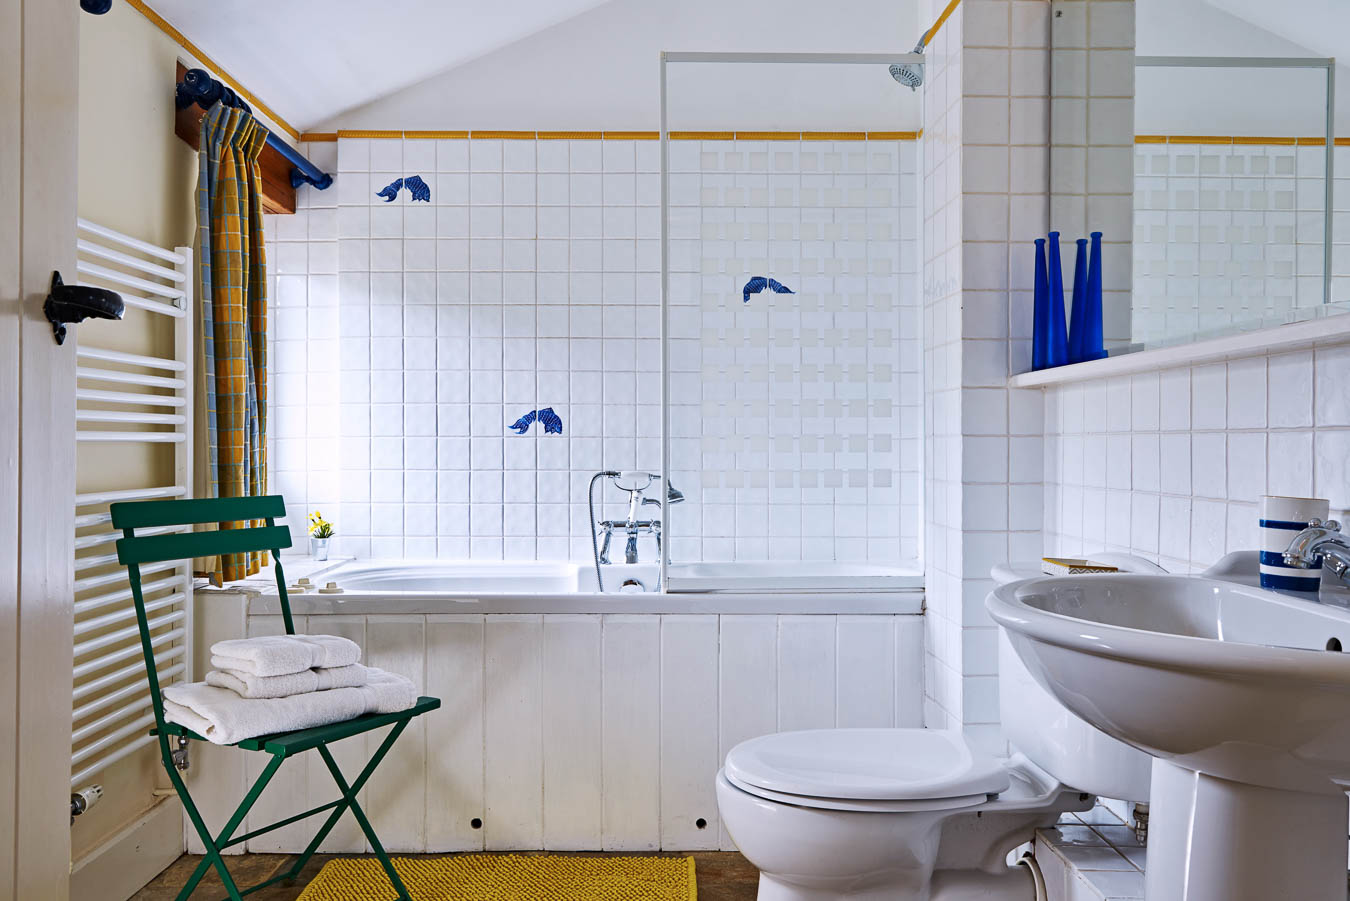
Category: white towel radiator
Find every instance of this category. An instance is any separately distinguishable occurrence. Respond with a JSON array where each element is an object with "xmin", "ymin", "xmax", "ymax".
[{"xmin": 70, "ymin": 218, "xmax": 194, "ymax": 790}]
